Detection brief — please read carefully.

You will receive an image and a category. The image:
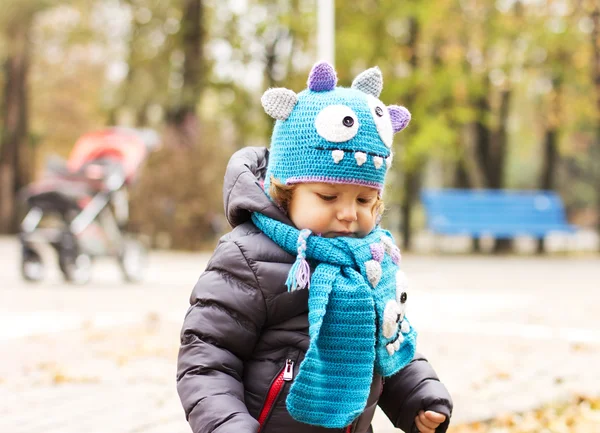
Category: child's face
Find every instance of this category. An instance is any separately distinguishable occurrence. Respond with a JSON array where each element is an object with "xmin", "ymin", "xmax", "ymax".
[{"xmin": 288, "ymin": 183, "xmax": 379, "ymax": 238}]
